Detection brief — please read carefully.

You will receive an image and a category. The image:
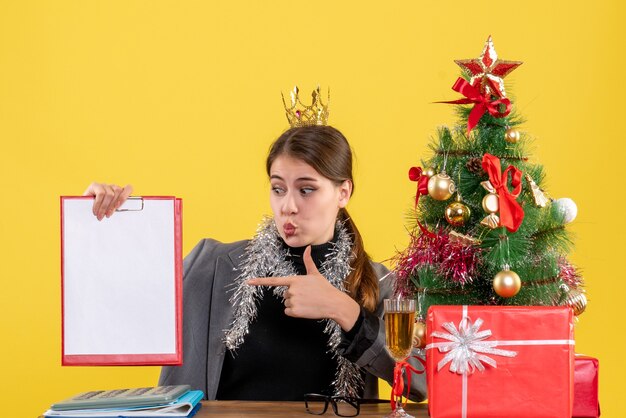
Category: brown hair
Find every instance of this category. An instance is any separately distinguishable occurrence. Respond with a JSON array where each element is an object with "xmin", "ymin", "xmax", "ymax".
[{"xmin": 266, "ymin": 125, "xmax": 379, "ymax": 312}]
